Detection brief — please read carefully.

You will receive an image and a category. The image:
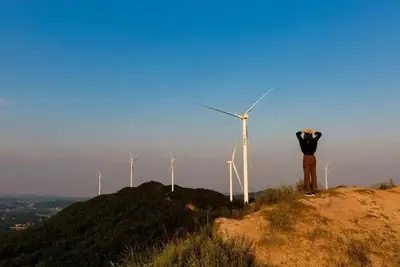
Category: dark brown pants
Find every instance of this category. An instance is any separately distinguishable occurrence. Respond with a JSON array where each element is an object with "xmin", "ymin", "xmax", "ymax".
[{"xmin": 303, "ymin": 155, "xmax": 317, "ymax": 193}]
